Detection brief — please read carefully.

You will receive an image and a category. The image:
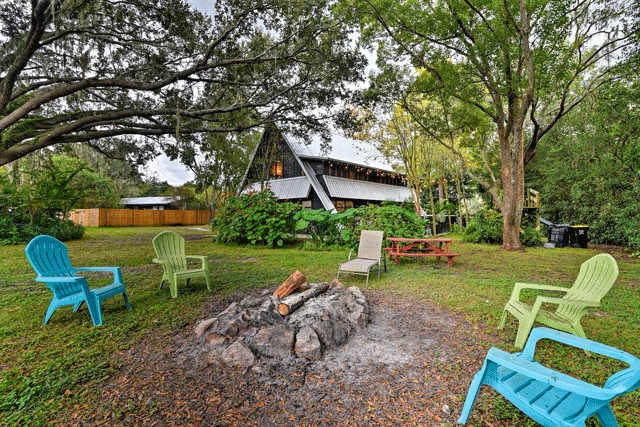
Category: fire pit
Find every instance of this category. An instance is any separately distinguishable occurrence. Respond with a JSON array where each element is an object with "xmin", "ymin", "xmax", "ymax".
[{"xmin": 195, "ymin": 273, "xmax": 369, "ymax": 371}]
